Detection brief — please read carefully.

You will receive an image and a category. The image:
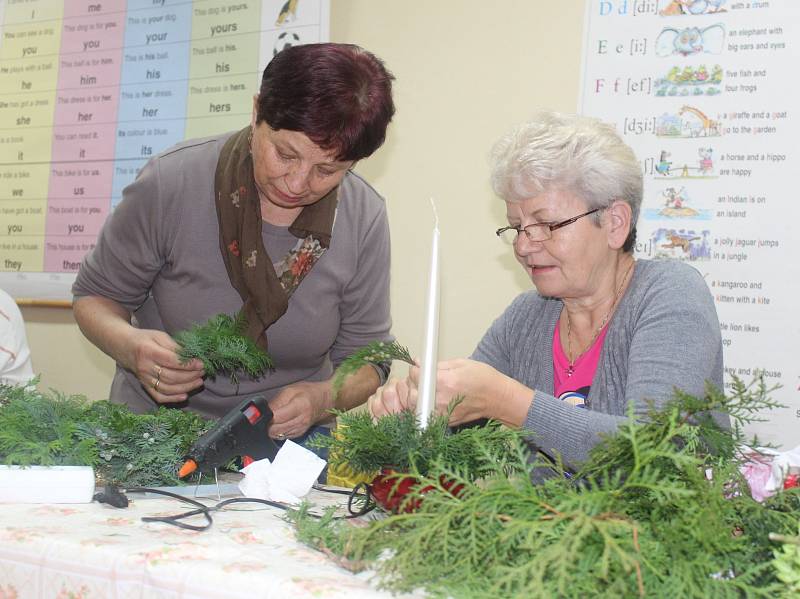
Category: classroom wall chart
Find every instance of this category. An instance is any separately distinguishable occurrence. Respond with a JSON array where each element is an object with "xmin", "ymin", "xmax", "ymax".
[
  {"xmin": 579, "ymin": 0, "xmax": 799, "ymax": 448},
  {"xmin": 0, "ymin": 0, "xmax": 329, "ymax": 301}
]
